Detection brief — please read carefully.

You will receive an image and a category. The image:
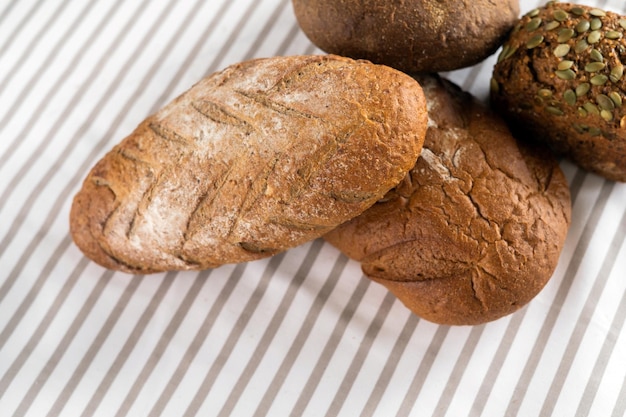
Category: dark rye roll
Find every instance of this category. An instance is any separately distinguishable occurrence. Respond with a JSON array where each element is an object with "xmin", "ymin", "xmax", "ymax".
[
  {"xmin": 325, "ymin": 75, "xmax": 572, "ymax": 326},
  {"xmin": 492, "ymin": 2, "xmax": 626, "ymax": 182},
  {"xmin": 291, "ymin": 0, "xmax": 520, "ymax": 73}
]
